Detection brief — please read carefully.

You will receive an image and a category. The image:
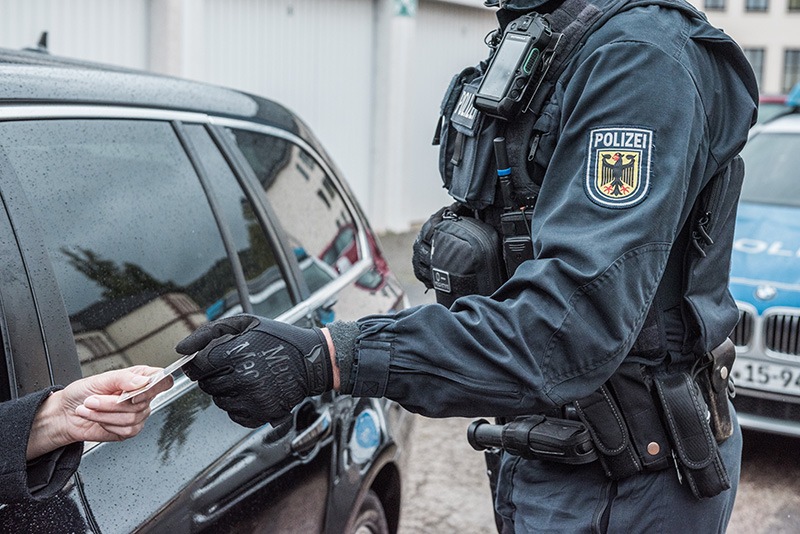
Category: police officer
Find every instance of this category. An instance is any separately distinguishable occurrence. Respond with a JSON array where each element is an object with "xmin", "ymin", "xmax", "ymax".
[{"xmin": 176, "ymin": 0, "xmax": 758, "ymax": 531}]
